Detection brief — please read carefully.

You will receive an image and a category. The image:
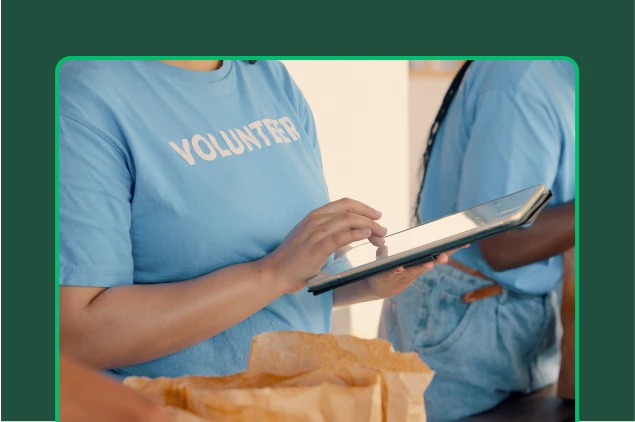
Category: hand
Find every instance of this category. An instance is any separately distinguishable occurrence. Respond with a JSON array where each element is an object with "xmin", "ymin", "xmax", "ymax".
[
  {"xmin": 260, "ymin": 198, "xmax": 388, "ymax": 294},
  {"xmin": 365, "ymin": 245, "xmax": 468, "ymax": 299}
]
